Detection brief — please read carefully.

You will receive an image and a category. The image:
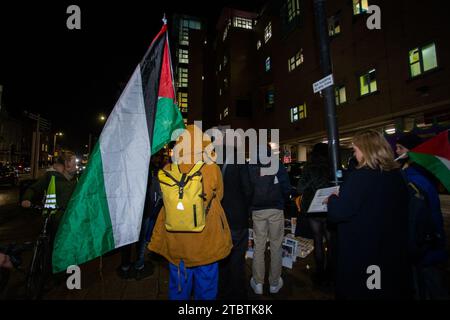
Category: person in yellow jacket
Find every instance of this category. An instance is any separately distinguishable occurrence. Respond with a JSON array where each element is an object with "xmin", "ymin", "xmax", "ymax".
[{"xmin": 148, "ymin": 124, "xmax": 232, "ymax": 300}]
